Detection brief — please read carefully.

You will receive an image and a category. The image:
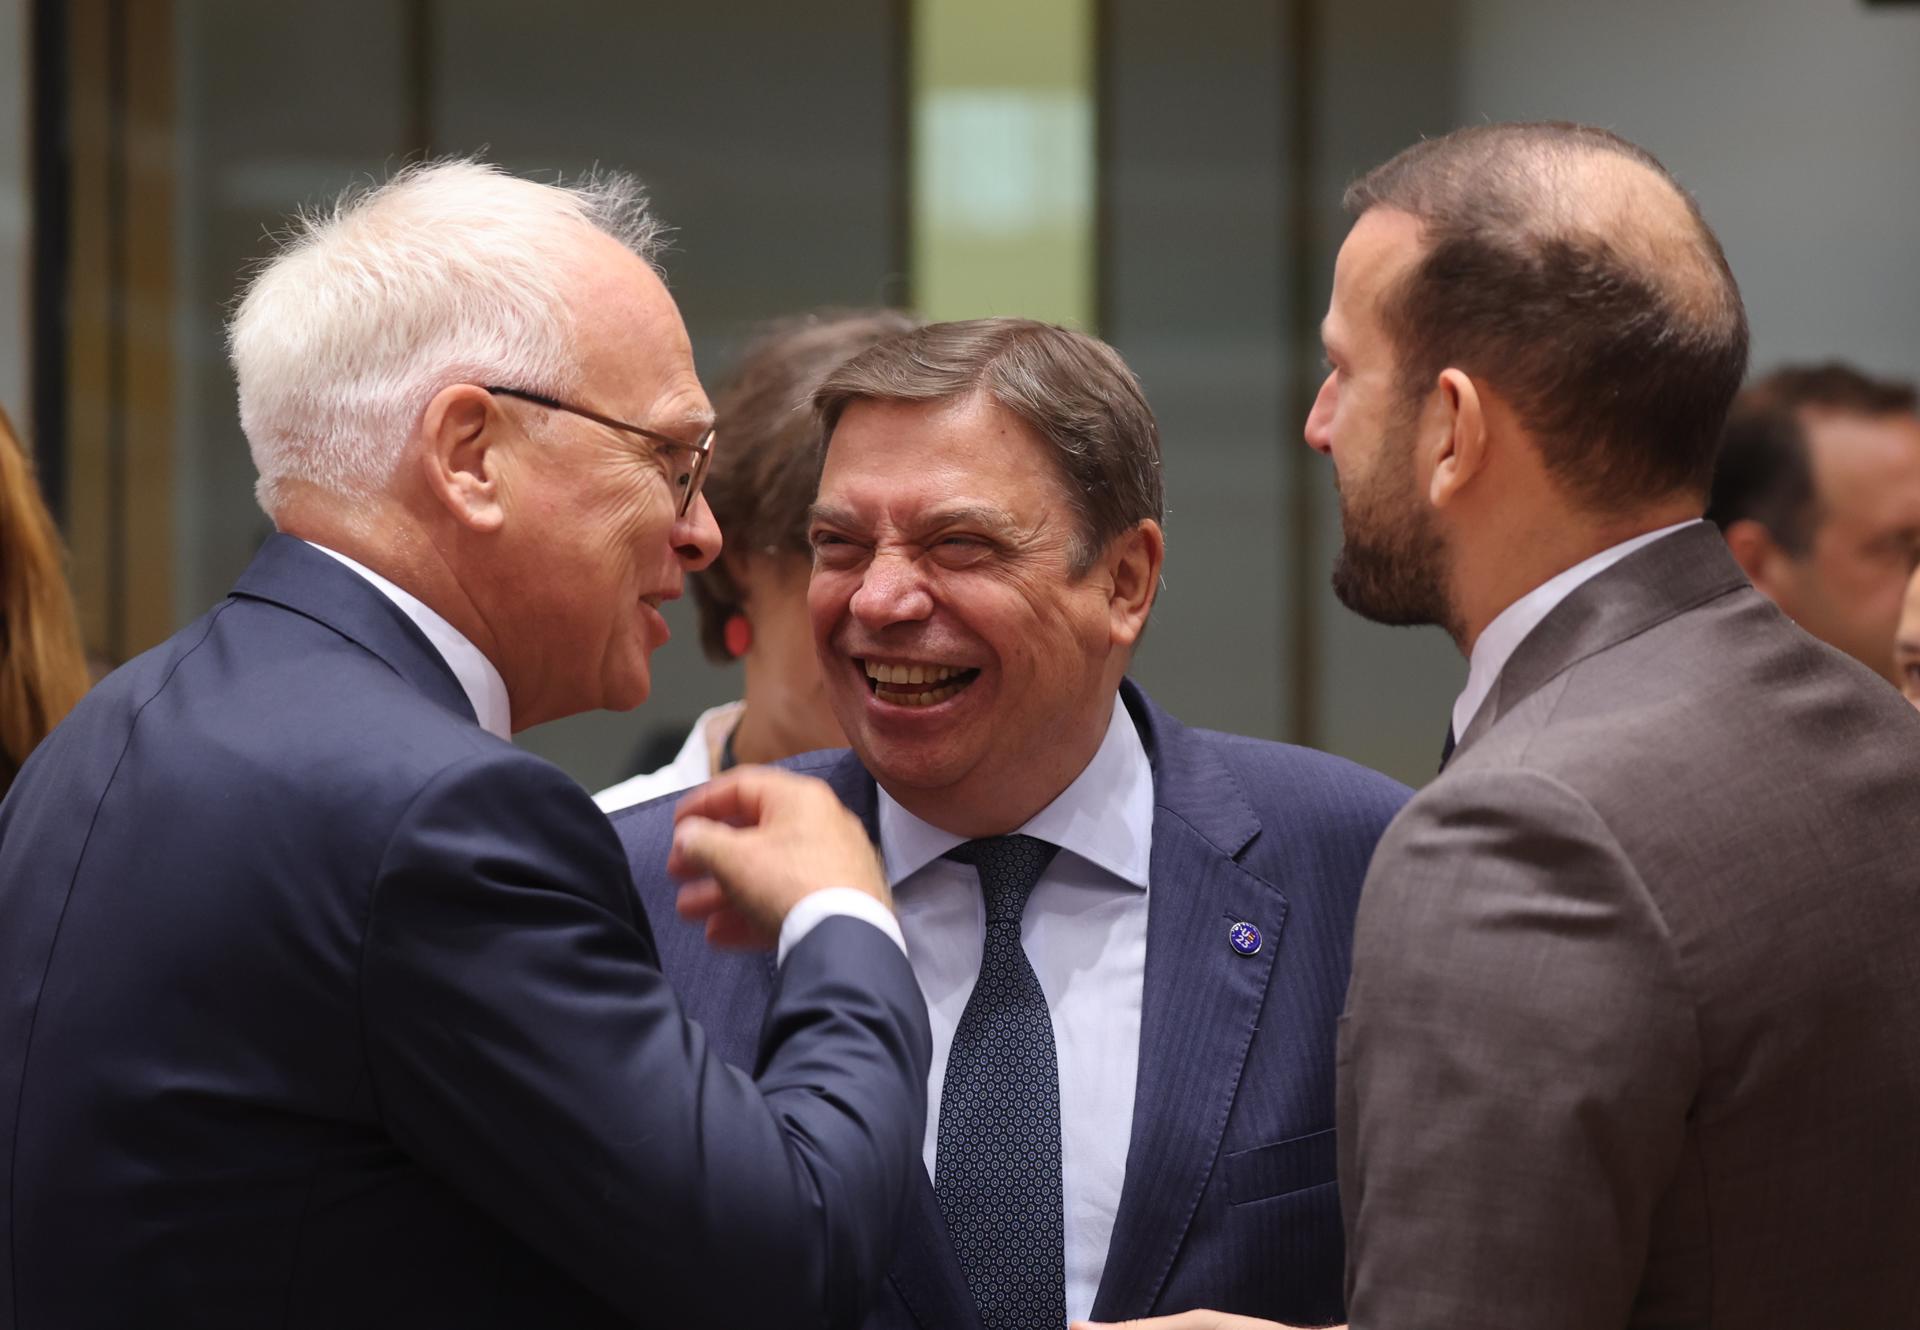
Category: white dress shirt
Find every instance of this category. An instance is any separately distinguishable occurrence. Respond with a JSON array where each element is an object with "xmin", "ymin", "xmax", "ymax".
[
  {"xmin": 304, "ymin": 541, "xmax": 902, "ymax": 962},
  {"xmin": 305, "ymin": 541, "xmax": 513, "ymax": 740},
  {"xmin": 1452, "ymin": 519, "xmax": 1702, "ymax": 740},
  {"xmin": 880, "ymin": 692, "xmax": 1152, "ymax": 1326},
  {"xmin": 593, "ymin": 701, "xmax": 744, "ymax": 812}
]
